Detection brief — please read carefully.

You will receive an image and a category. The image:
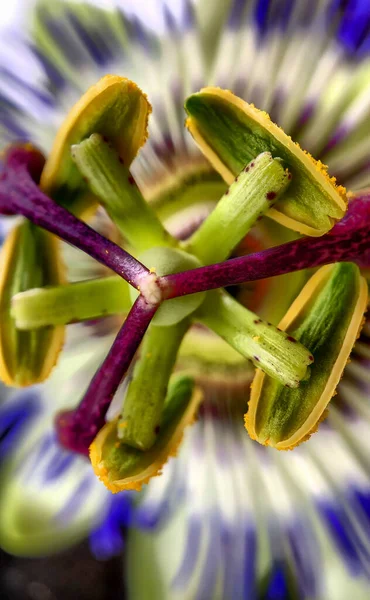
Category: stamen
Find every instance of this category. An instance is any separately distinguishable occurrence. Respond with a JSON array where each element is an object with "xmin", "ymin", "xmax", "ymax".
[
  {"xmin": 246, "ymin": 263, "xmax": 368, "ymax": 449},
  {"xmin": 39, "ymin": 74, "xmax": 151, "ymax": 217},
  {"xmin": 196, "ymin": 290, "xmax": 313, "ymax": 388},
  {"xmin": 161, "ymin": 194, "xmax": 370, "ymax": 299},
  {"xmin": 0, "ymin": 220, "xmax": 66, "ymax": 386},
  {"xmin": 185, "ymin": 87, "xmax": 347, "ymax": 236},
  {"xmin": 12, "ymin": 276, "xmax": 131, "ymax": 329},
  {"xmin": 184, "ymin": 152, "xmax": 290, "ymax": 264},
  {"xmin": 55, "ymin": 295, "xmax": 158, "ymax": 455},
  {"xmin": 72, "ymin": 133, "xmax": 177, "ymax": 252},
  {"xmin": 0, "ymin": 145, "xmax": 149, "ymax": 289},
  {"xmin": 90, "ymin": 376, "xmax": 202, "ymax": 492},
  {"xmin": 118, "ymin": 319, "xmax": 190, "ymax": 451}
]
